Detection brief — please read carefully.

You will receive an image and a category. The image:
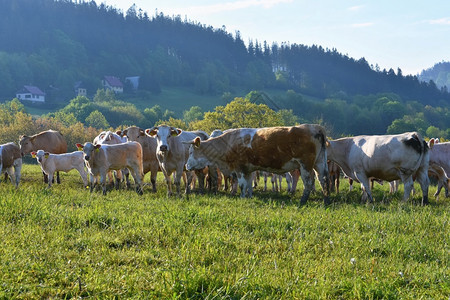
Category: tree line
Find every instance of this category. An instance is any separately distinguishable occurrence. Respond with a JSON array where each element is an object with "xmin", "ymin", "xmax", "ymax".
[{"xmin": 0, "ymin": 0, "xmax": 448, "ymax": 138}]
